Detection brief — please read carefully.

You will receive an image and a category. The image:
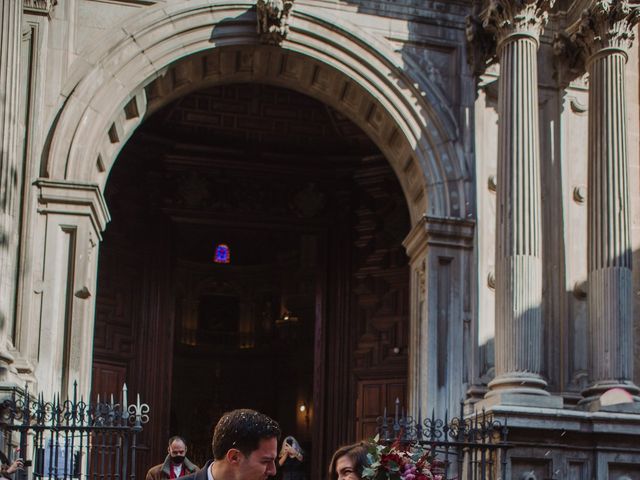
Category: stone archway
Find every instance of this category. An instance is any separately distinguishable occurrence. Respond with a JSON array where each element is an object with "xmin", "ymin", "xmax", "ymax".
[
  {"xmin": 42, "ymin": 0, "xmax": 468, "ymax": 222},
  {"xmin": 24, "ymin": 0, "xmax": 475, "ymax": 470}
]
